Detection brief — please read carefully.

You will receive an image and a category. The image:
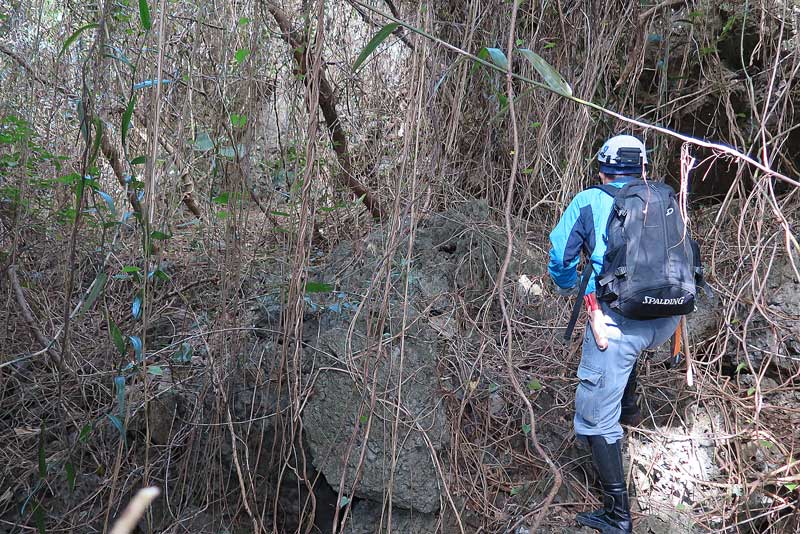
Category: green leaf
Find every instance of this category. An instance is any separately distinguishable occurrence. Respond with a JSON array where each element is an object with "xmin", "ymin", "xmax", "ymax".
[
  {"xmin": 758, "ymin": 439, "xmax": 774, "ymax": 449},
  {"xmin": 527, "ymin": 378, "xmax": 542, "ymax": 392},
  {"xmin": 359, "ymin": 415, "xmax": 368, "ymax": 424},
  {"xmin": 138, "ymin": 0, "xmax": 152, "ymax": 31},
  {"xmin": 122, "ymin": 266, "xmax": 142, "ymax": 274},
  {"xmin": 735, "ymin": 362, "xmax": 746, "ymax": 373},
  {"xmin": 110, "ymin": 320, "xmax": 126, "ymax": 356},
  {"xmin": 79, "ymin": 423, "xmax": 93, "ymax": 443},
  {"xmin": 149, "ymin": 230, "xmax": 171, "ymax": 240},
  {"xmin": 475, "ymin": 46, "xmax": 509, "ymax": 72},
  {"xmin": 77, "ymin": 99, "xmax": 89, "ymax": 144},
  {"xmin": 747, "ymin": 387, "xmax": 756, "ymax": 396},
  {"xmin": 129, "ymin": 155, "xmax": 146, "ymax": 165},
  {"xmin": 230, "ymin": 114, "xmax": 247, "ymax": 128},
  {"xmin": 65, "ymin": 462, "xmax": 76, "ymax": 491},
  {"xmin": 33, "ymin": 500, "xmax": 45, "ymax": 534},
  {"xmin": 305, "ymin": 282, "xmax": 333, "ymax": 293},
  {"xmin": 353, "ymin": 23, "xmax": 400, "ymax": 71},
  {"xmin": 59, "ymin": 22, "xmax": 99, "ymax": 56},
  {"xmin": 510, "ymin": 486, "xmax": 522, "ymax": 496},
  {"xmin": 238, "ymin": 17, "xmax": 251, "ymax": 26},
  {"xmin": 338, "ymin": 496, "xmax": 351, "ymax": 509},
  {"xmin": 194, "ymin": 132, "xmax": 214, "ymax": 151},
  {"xmin": 107, "ymin": 414, "xmax": 125, "ymax": 441},
  {"xmin": 234, "ymin": 48, "xmax": 251, "ymax": 64},
  {"xmin": 88, "ymin": 118, "xmax": 103, "ymax": 166},
  {"xmin": 131, "ymin": 293, "xmax": 142, "ymax": 319},
  {"xmin": 518, "ymin": 48, "xmax": 572, "ymax": 96},
  {"xmin": 121, "ymin": 94, "xmax": 136, "ymax": 148},
  {"xmin": 78, "ymin": 272, "xmax": 107, "ymax": 317},
  {"xmin": 147, "ymin": 365, "xmax": 163, "ymax": 376},
  {"xmin": 216, "ymin": 210, "xmax": 229, "ymax": 219},
  {"xmin": 114, "ymin": 376, "xmax": 126, "ymax": 416},
  {"xmin": 152, "ymin": 269, "xmax": 170, "ymax": 281},
  {"xmin": 172, "ymin": 343, "xmax": 193, "ymax": 363},
  {"xmin": 522, "ymin": 423, "xmax": 531, "ymax": 435},
  {"xmin": 785, "ymin": 483, "xmax": 798, "ymax": 491},
  {"xmin": 212, "ymin": 192, "xmax": 229, "ymax": 204},
  {"xmin": 486, "ymin": 47, "xmax": 509, "ymax": 70}
]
